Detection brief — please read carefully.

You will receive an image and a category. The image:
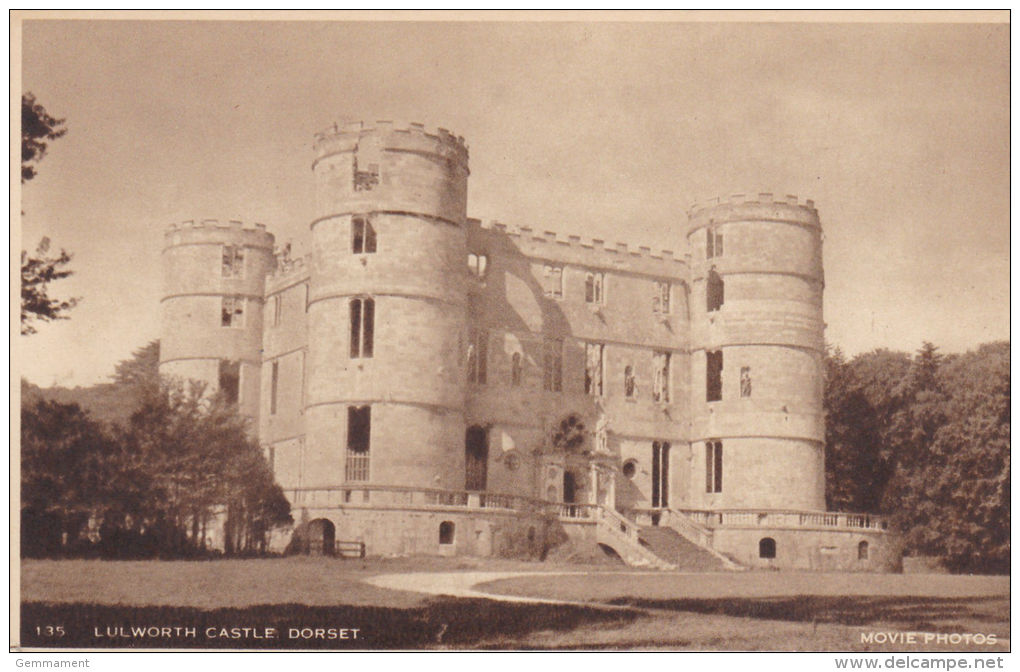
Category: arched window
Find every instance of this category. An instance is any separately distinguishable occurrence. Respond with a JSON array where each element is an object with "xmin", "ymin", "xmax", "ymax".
[
  {"xmin": 858, "ymin": 540, "xmax": 869, "ymax": 560},
  {"xmin": 707, "ymin": 269, "xmax": 724, "ymax": 312},
  {"xmin": 759, "ymin": 537, "xmax": 776, "ymax": 559},
  {"xmin": 439, "ymin": 521, "xmax": 455, "ymax": 545}
]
